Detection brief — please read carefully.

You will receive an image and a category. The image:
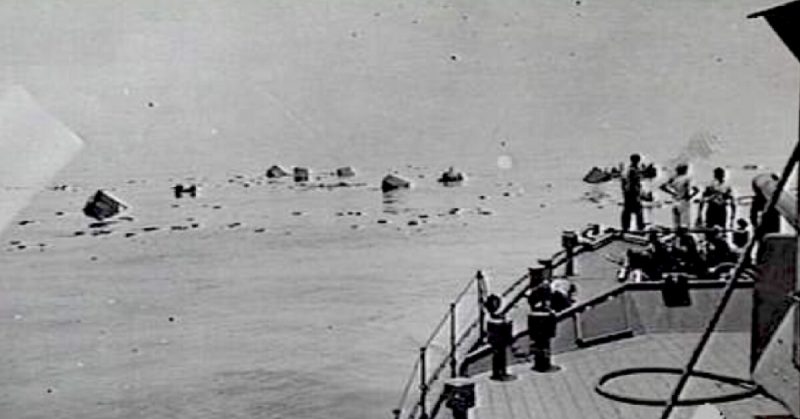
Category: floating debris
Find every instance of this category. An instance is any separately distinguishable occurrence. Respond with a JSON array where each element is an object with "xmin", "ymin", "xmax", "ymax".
[
  {"xmin": 173, "ymin": 184, "xmax": 198, "ymax": 199},
  {"xmin": 438, "ymin": 167, "xmax": 465, "ymax": 184},
  {"xmin": 17, "ymin": 220, "xmax": 34, "ymax": 226},
  {"xmin": 83, "ymin": 190, "xmax": 128, "ymax": 221},
  {"xmin": 294, "ymin": 167, "xmax": 310, "ymax": 182},
  {"xmin": 336, "ymin": 166, "xmax": 356, "ymax": 178},
  {"xmin": 381, "ymin": 174, "xmax": 411, "ymax": 192}
]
